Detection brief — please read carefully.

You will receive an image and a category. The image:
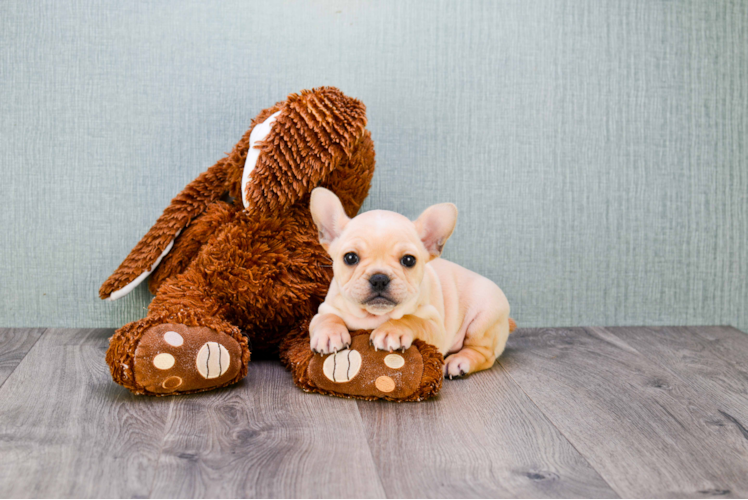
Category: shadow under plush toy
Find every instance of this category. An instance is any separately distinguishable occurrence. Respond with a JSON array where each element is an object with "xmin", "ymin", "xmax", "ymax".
[{"xmin": 101, "ymin": 87, "xmax": 443, "ymax": 401}]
